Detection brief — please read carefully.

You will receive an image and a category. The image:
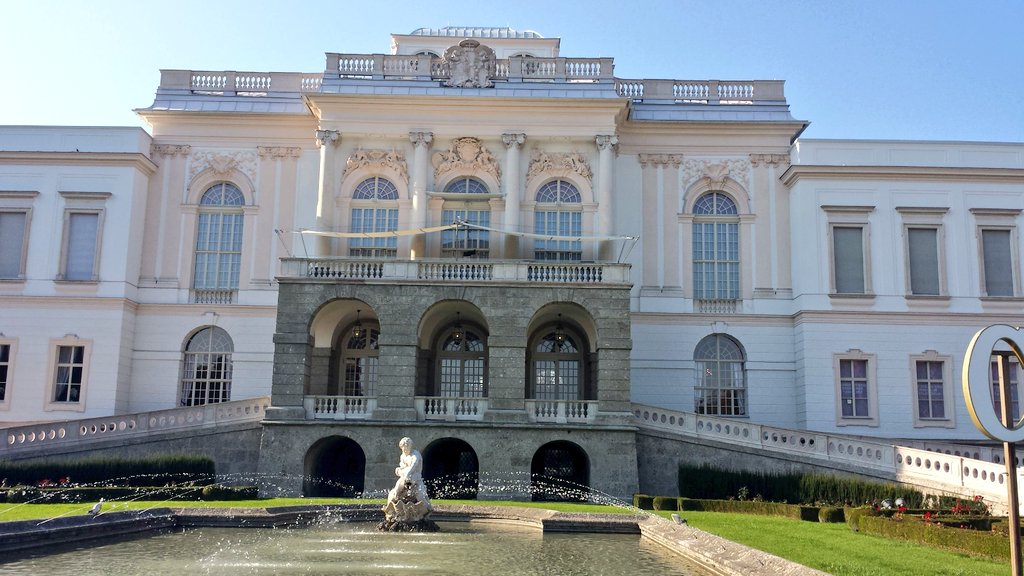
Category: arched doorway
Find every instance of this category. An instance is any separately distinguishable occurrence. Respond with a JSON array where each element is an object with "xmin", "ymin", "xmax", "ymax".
[
  {"xmin": 304, "ymin": 436, "xmax": 365, "ymax": 497},
  {"xmin": 531, "ymin": 441, "xmax": 589, "ymax": 501},
  {"xmin": 422, "ymin": 438, "xmax": 479, "ymax": 499}
]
